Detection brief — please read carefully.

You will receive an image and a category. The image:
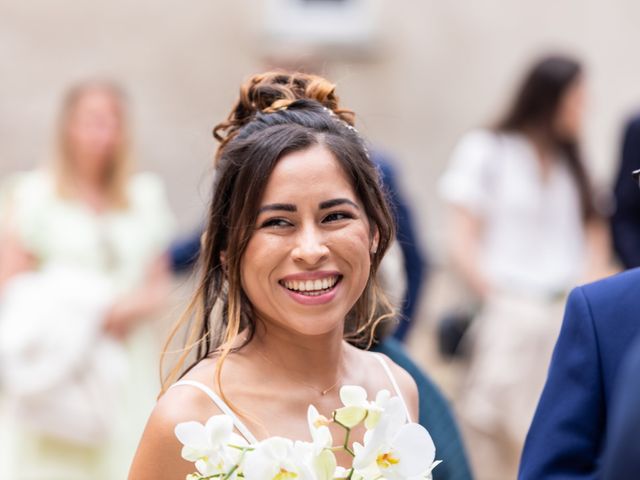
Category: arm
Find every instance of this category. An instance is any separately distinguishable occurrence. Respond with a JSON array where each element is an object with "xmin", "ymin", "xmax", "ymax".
[
  {"xmin": 611, "ymin": 117, "xmax": 640, "ymax": 268},
  {"xmin": 0, "ymin": 196, "xmax": 36, "ymax": 291},
  {"xmin": 169, "ymin": 230, "xmax": 203, "ymax": 273},
  {"xmin": 103, "ymin": 253, "xmax": 172, "ymax": 339},
  {"xmin": 0, "ymin": 228, "xmax": 35, "ymax": 291},
  {"xmin": 447, "ymin": 205, "xmax": 489, "ymax": 300},
  {"xmin": 519, "ymin": 287, "xmax": 605, "ymax": 480},
  {"xmin": 582, "ymin": 217, "xmax": 617, "ymax": 283},
  {"xmin": 377, "ymin": 160, "xmax": 427, "ymax": 341}
]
